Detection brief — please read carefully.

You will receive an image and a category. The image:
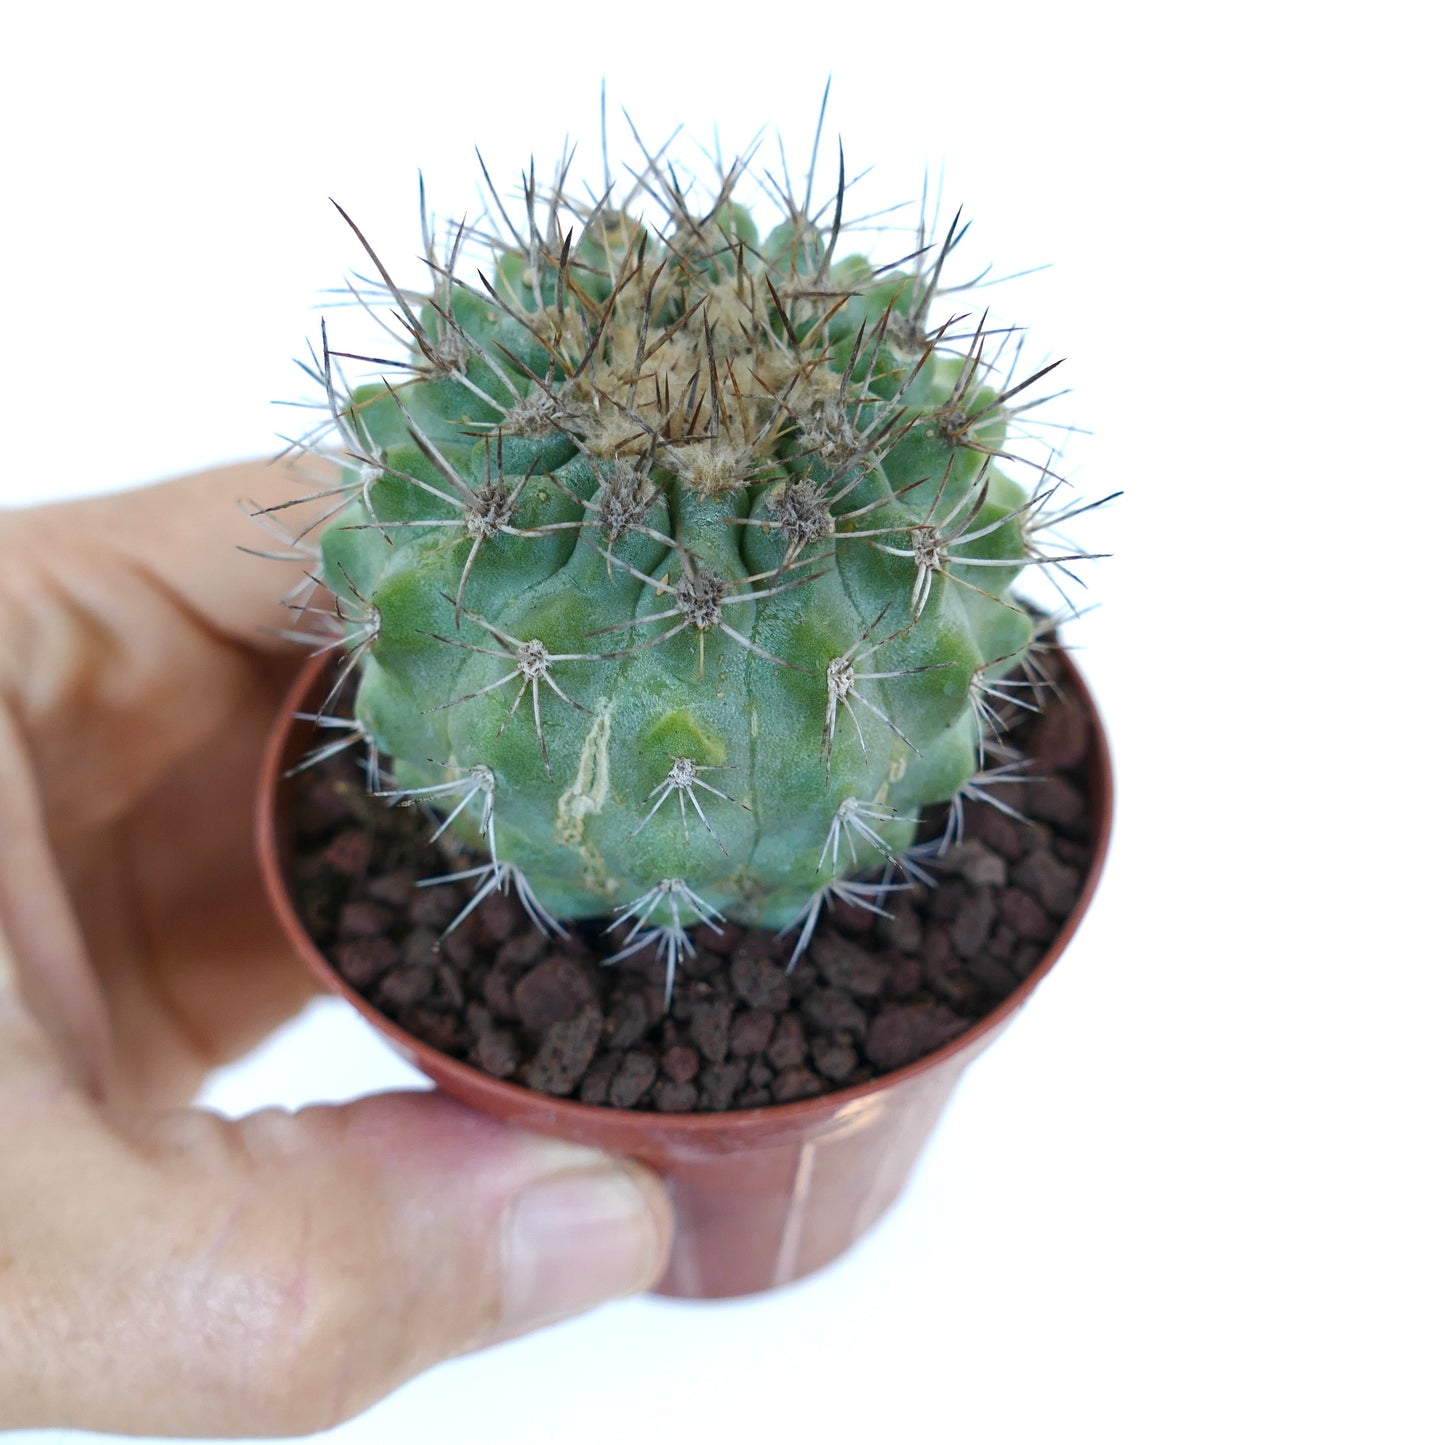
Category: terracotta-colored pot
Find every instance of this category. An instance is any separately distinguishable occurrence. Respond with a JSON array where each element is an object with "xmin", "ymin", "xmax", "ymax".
[{"xmin": 257, "ymin": 652, "xmax": 1112, "ymax": 1299}]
